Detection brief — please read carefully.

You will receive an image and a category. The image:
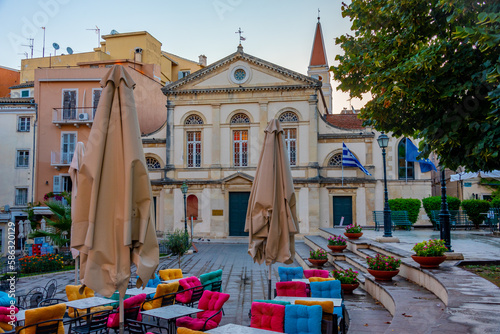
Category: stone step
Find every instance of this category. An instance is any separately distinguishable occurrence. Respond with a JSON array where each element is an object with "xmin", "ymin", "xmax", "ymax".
[{"xmin": 356, "ymin": 247, "xmax": 381, "ymax": 259}]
